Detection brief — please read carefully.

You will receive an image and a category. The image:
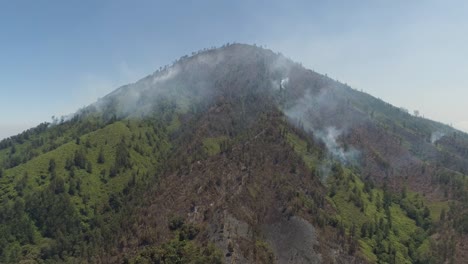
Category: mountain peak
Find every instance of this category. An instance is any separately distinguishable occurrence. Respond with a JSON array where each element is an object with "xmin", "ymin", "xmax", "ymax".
[{"xmin": 1, "ymin": 44, "xmax": 468, "ymax": 263}]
